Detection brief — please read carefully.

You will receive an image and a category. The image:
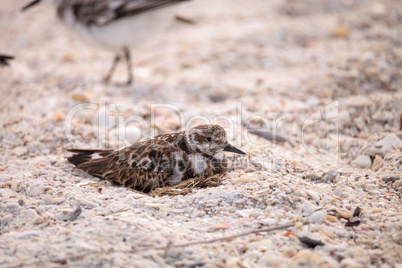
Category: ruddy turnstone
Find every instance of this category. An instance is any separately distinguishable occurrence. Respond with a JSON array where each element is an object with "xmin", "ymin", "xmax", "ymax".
[
  {"xmin": 67, "ymin": 125, "xmax": 246, "ymax": 192},
  {"xmin": 0, "ymin": 54, "xmax": 14, "ymax": 66},
  {"xmin": 22, "ymin": 0, "xmax": 190, "ymax": 85}
]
